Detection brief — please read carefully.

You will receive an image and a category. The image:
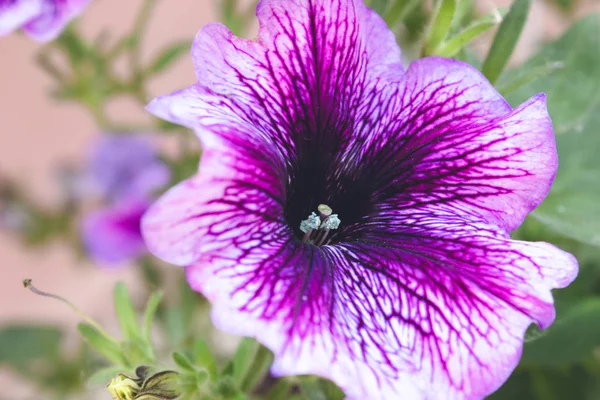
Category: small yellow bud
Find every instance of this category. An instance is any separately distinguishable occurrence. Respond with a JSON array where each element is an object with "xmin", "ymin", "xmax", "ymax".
[
  {"xmin": 107, "ymin": 374, "xmax": 142, "ymax": 400},
  {"xmin": 107, "ymin": 367, "xmax": 182, "ymax": 400}
]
